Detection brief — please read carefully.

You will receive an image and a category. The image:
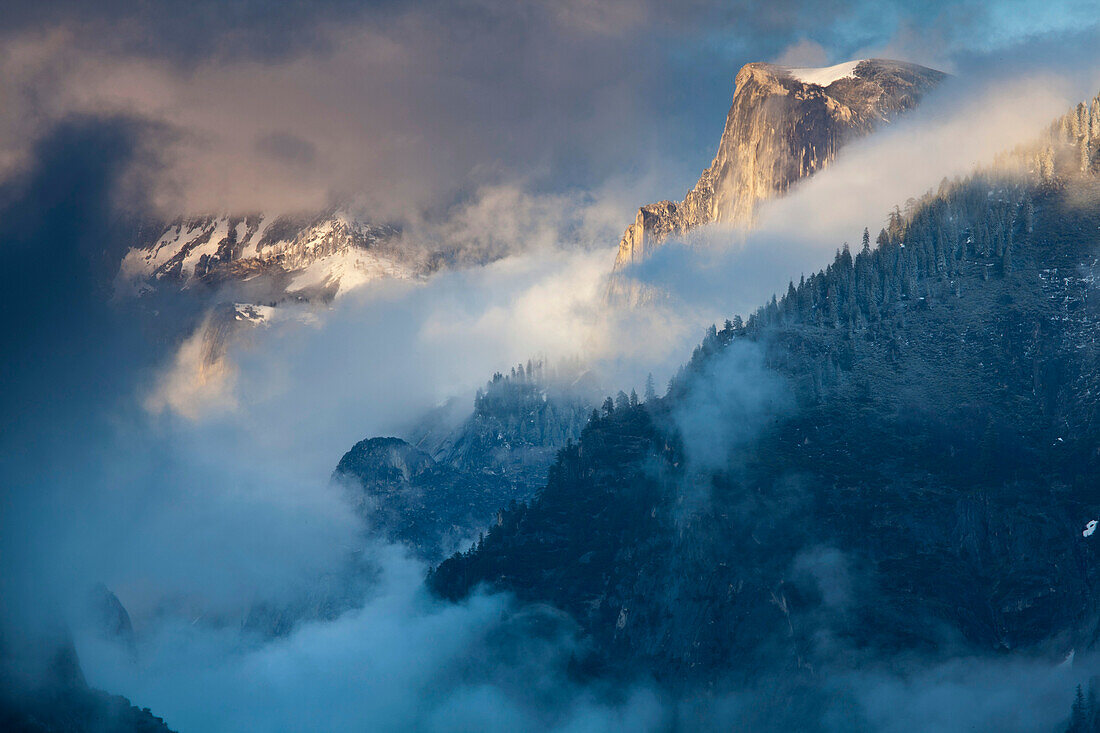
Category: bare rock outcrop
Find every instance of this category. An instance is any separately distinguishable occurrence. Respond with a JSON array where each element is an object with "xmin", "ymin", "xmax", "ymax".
[{"xmin": 610, "ymin": 59, "xmax": 946, "ymax": 295}]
